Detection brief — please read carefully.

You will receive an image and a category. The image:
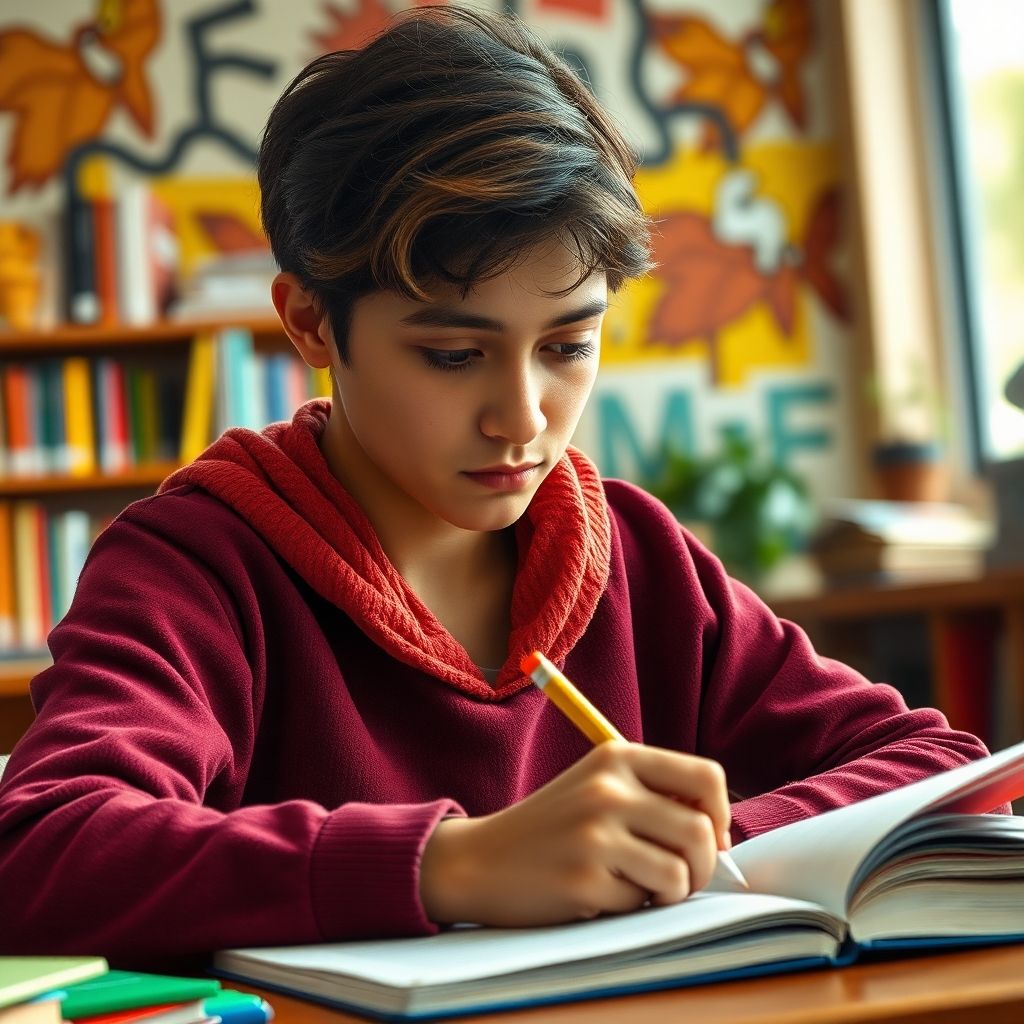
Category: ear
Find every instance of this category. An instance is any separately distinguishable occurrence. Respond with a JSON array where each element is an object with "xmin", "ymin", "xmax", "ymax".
[{"xmin": 271, "ymin": 272, "xmax": 334, "ymax": 369}]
